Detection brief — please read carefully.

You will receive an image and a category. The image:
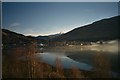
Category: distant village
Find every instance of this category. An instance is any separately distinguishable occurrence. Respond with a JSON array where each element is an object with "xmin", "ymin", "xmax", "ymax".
[
  {"xmin": 38, "ymin": 40, "xmax": 108, "ymax": 47},
  {"xmin": 3, "ymin": 37, "xmax": 116, "ymax": 51}
]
